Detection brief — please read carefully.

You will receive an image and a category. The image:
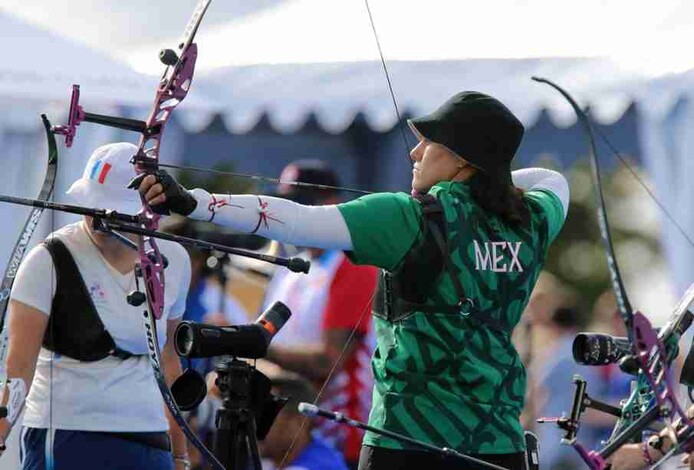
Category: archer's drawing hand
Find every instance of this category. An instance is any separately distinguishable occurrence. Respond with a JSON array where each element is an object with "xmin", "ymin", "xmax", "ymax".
[
  {"xmin": 128, "ymin": 169, "xmax": 197, "ymax": 216},
  {"xmin": 607, "ymin": 443, "xmax": 648, "ymax": 470}
]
